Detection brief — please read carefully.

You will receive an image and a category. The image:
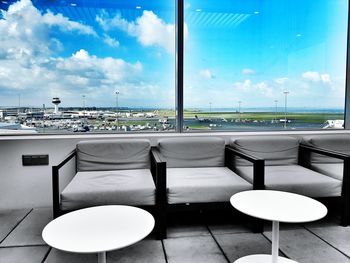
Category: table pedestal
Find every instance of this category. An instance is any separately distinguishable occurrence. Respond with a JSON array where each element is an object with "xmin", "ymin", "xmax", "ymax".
[
  {"xmin": 234, "ymin": 221, "xmax": 297, "ymax": 263},
  {"xmin": 98, "ymin": 252, "xmax": 106, "ymax": 263},
  {"xmin": 234, "ymin": 255, "xmax": 297, "ymax": 263}
]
